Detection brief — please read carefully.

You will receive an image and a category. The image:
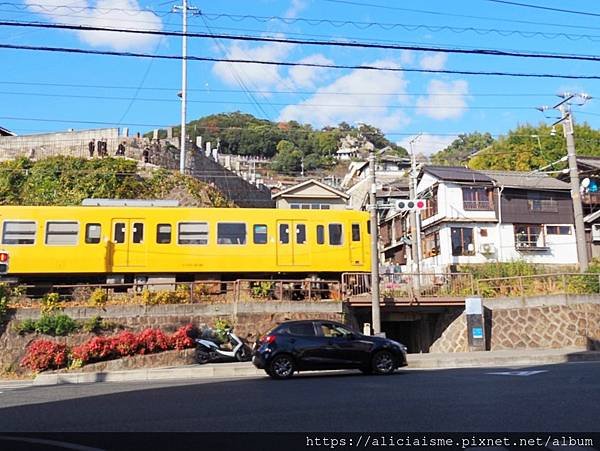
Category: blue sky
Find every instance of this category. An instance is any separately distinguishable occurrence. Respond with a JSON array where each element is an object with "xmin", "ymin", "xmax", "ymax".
[{"xmin": 2, "ymin": 0, "xmax": 600, "ymax": 154}]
